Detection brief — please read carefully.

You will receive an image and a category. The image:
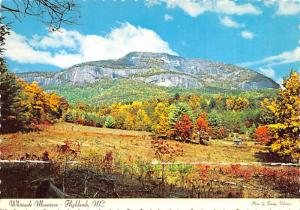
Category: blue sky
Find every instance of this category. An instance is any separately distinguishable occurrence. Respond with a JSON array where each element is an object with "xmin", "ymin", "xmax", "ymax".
[{"xmin": 3, "ymin": 0, "xmax": 300, "ymax": 85}]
